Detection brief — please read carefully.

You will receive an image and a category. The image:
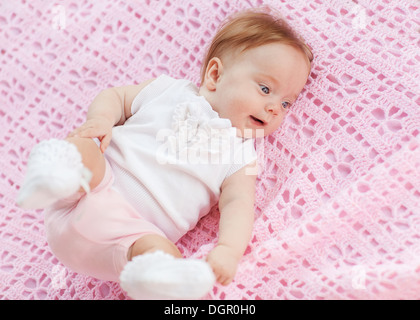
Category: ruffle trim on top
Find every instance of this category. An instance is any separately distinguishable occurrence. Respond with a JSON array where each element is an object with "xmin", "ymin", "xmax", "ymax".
[{"xmin": 165, "ymin": 98, "xmax": 238, "ymax": 164}]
